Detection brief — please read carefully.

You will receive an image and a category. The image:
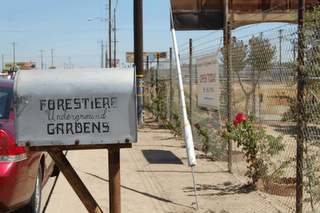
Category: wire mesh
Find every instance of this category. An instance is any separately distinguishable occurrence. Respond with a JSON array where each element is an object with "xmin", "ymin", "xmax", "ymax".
[{"xmin": 143, "ymin": 4, "xmax": 320, "ymax": 212}]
